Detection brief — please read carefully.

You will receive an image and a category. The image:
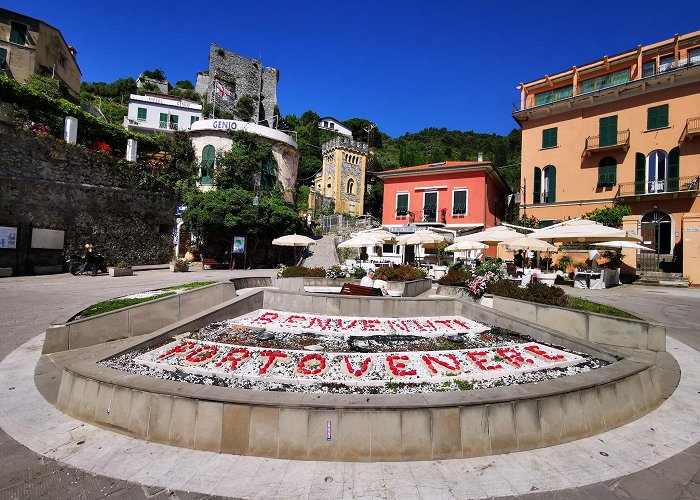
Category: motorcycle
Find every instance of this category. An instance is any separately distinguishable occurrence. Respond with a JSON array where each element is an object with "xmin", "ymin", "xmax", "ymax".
[{"xmin": 67, "ymin": 253, "xmax": 108, "ymax": 275}]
